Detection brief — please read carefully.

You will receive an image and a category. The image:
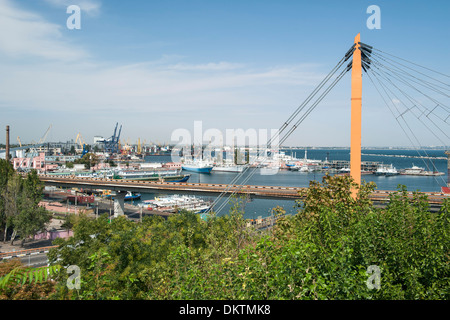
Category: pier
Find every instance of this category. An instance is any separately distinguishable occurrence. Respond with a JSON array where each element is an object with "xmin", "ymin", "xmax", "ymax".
[{"xmin": 37, "ymin": 175, "xmax": 448, "ymax": 214}]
